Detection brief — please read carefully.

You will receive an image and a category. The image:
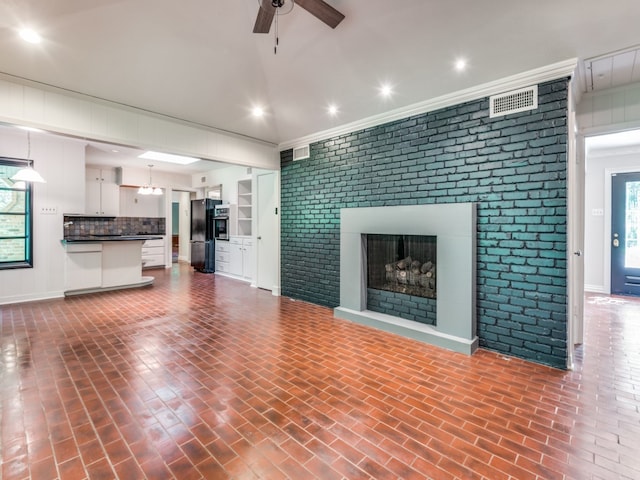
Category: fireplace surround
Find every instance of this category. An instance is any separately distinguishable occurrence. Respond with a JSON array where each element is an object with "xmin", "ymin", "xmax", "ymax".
[{"xmin": 334, "ymin": 203, "xmax": 478, "ymax": 354}]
